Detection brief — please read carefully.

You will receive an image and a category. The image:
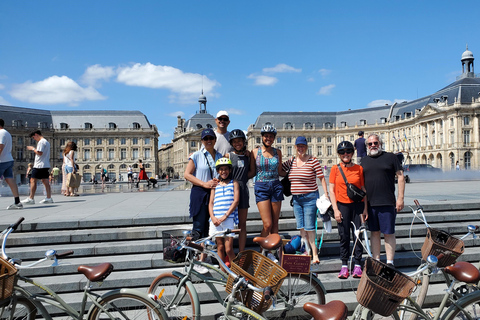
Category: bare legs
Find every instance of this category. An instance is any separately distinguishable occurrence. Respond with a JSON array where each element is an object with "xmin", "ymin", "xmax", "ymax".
[
  {"xmin": 302, "ymin": 229, "xmax": 320, "ymax": 264},
  {"xmin": 237, "ymin": 208, "xmax": 248, "ymax": 252},
  {"xmin": 29, "ymin": 178, "xmax": 51, "ymax": 199},
  {"xmin": 370, "ymin": 231, "xmax": 396, "ymax": 261},
  {"xmin": 257, "ymin": 200, "xmax": 281, "ymax": 236},
  {"xmin": 4, "ymin": 178, "xmax": 19, "ymax": 198}
]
